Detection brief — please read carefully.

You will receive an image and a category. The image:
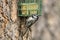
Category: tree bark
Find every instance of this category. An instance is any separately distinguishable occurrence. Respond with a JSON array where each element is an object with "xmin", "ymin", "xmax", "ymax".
[{"xmin": 0, "ymin": 0, "xmax": 32, "ymax": 40}]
